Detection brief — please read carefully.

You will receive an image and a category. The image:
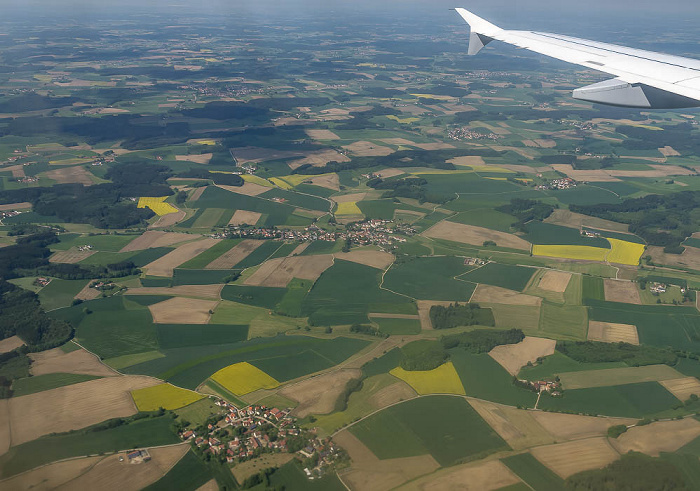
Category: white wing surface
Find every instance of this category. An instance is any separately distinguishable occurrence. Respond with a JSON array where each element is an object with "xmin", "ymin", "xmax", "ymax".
[{"xmin": 455, "ymin": 8, "xmax": 700, "ymax": 108}]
